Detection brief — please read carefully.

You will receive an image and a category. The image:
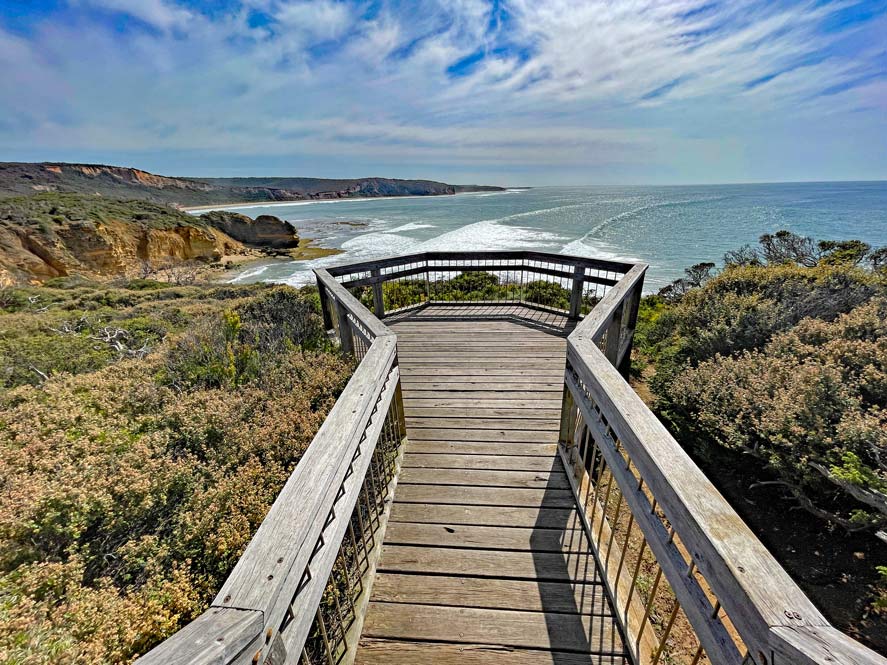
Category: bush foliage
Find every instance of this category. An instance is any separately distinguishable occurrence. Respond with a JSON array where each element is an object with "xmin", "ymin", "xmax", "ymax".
[
  {"xmin": 0, "ymin": 281, "xmax": 351, "ymax": 663},
  {"xmin": 350, "ymin": 271, "xmax": 589, "ymax": 313},
  {"xmin": 641, "ymin": 231, "xmax": 887, "ymax": 534}
]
